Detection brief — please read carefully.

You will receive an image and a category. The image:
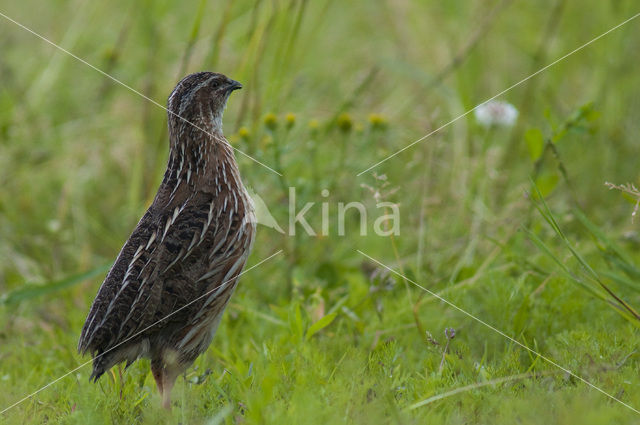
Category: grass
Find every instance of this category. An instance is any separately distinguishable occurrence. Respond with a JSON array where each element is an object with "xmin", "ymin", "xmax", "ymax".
[{"xmin": 2, "ymin": 0, "xmax": 640, "ymax": 423}]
